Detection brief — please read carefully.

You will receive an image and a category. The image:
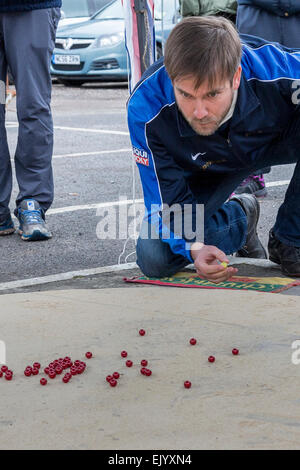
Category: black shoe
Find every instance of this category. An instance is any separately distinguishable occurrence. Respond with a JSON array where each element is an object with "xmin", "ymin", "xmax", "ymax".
[
  {"xmin": 268, "ymin": 230, "xmax": 300, "ymax": 277},
  {"xmin": 230, "ymin": 194, "xmax": 267, "ymax": 259}
]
